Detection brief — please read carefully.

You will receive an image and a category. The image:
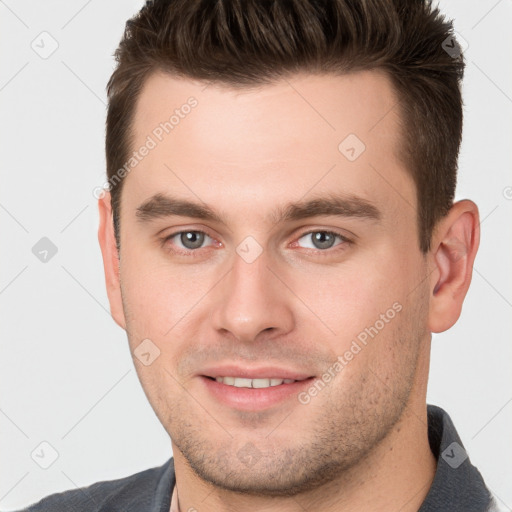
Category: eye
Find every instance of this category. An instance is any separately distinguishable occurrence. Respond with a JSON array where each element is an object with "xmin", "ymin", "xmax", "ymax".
[
  {"xmin": 163, "ymin": 230, "xmax": 215, "ymax": 252},
  {"xmin": 295, "ymin": 230, "xmax": 349, "ymax": 251}
]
